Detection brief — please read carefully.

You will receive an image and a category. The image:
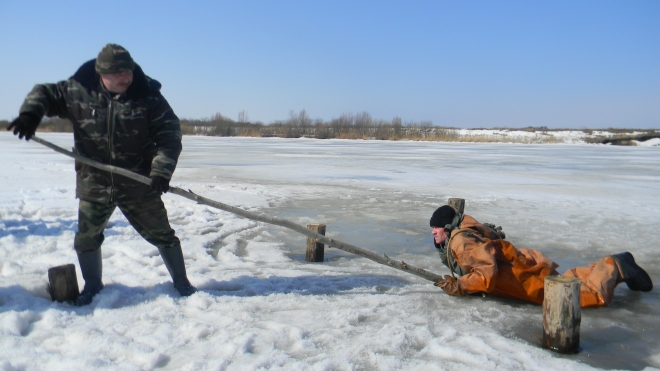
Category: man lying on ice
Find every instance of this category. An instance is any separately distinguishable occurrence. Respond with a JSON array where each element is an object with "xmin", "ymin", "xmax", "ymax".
[{"xmin": 430, "ymin": 205, "xmax": 653, "ymax": 307}]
